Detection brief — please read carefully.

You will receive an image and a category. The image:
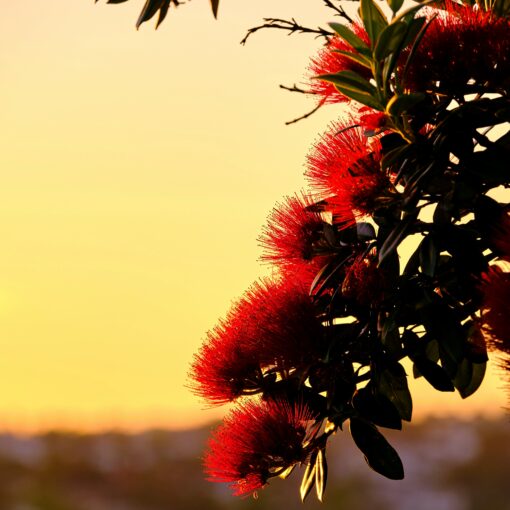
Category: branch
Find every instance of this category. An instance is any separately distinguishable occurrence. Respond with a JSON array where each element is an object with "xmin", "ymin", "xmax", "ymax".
[
  {"xmin": 322, "ymin": 0, "xmax": 354, "ymax": 23},
  {"xmin": 241, "ymin": 18, "xmax": 334, "ymax": 45},
  {"xmin": 279, "ymin": 83, "xmax": 318, "ymax": 95},
  {"xmin": 285, "ymin": 99, "xmax": 326, "ymax": 126}
]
